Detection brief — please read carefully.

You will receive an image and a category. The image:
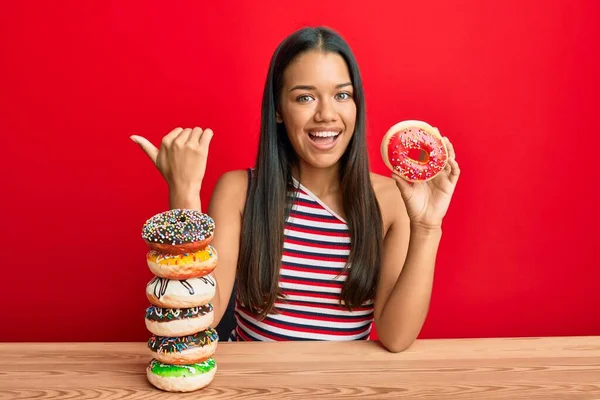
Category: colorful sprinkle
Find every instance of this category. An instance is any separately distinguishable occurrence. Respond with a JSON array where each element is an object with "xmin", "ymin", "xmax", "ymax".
[
  {"xmin": 145, "ymin": 304, "xmax": 214, "ymax": 322},
  {"xmin": 149, "ymin": 358, "xmax": 216, "ymax": 377},
  {"xmin": 387, "ymin": 128, "xmax": 447, "ymax": 181},
  {"xmin": 147, "ymin": 245, "xmax": 217, "ymax": 265},
  {"xmin": 142, "ymin": 209, "xmax": 215, "ymax": 245},
  {"xmin": 148, "ymin": 328, "xmax": 219, "ymax": 353}
]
